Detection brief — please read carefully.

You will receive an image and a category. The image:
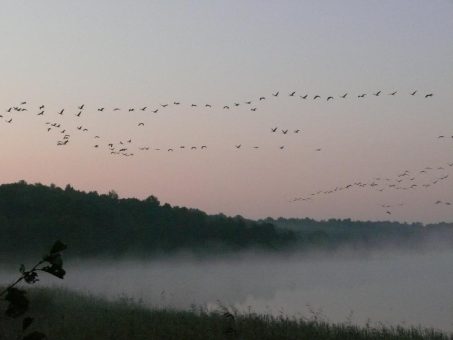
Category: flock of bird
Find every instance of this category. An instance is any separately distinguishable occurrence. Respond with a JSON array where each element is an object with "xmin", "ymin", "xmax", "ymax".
[
  {"xmin": 1, "ymin": 88, "xmax": 450, "ymax": 216},
  {"xmin": 0, "ymin": 89, "xmax": 437, "ymax": 154},
  {"xmin": 291, "ymin": 161, "xmax": 453, "ymax": 214}
]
